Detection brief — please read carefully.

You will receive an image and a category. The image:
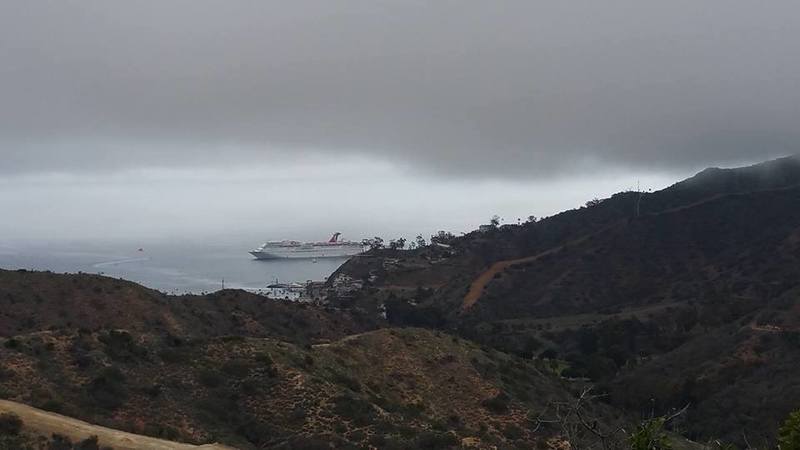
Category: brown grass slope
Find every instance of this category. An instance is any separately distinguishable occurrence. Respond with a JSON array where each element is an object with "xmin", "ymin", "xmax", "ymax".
[
  {"xmin": 0, "ymin": 270, "xmax": 374, "ymax": 345},
  {"xmin": 0, "ymin": 399, "xmax": 234, "ymax": 449},
  {"xmin": 0, "ymin": 326, "xmax": 622, "ymax": 449}
]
